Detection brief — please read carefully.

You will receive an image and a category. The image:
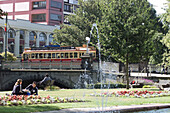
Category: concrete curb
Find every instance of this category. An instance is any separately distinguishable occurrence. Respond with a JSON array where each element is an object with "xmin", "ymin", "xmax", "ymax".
[{"xmin": 34, "ymin": 104, "xmax": 170, "ymax": 113}]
